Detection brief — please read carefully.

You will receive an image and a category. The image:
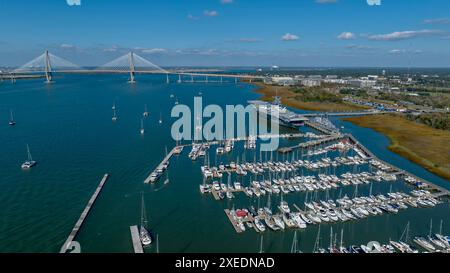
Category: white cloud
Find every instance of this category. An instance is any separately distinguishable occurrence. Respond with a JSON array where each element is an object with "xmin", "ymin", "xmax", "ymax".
[
  {"xmin": 238, "ymin": 38, "xmax": 263, "ymax": 43},
  {"xmin": 368, "ymin": 30, "xmax": 444, "ymax": 41},
  {"xmin": 337, "ymin": 32, "xmax": 356, "ymax": 40},
  {"xmin": 66, "ymin": 0, "xmax": 81, "ymax": 6},
  {"xmin": 60, "ymin": 43, "xmax": 75, "ymax": 49},
  {"xmin": 141, "ymin": 48, "xmax": 168, "ymax": 54},
  {"xmin": 187, "ymin": 14, "xmax": 199, "ymax": 20},
  {"xmin": 221, "ymin": 0, "xmax": 234, "ymax": 4},
  {"xmin": 345, "ymin": 44, "xmax": 374, "ymax": 50},
  {"xmin": 389, "ymin": 49, "xmax": 406, "ymax": 54},
  {"xmin": 204, "ymin": 10, "xmax": 218, "ymax": 17},
  {"xmin": 315, "ymin": 0, "xmax": 338, "ymax": 4},
  {"xmin": 389, "ymin": 49, "xmax": 423, "ymax": 54},
  {"xmin": 424, "ymin": 18, "xmax": 450, "ymax": 25},
  {"xmin": 281, "ymin": 33, "xmax": 299, "ymax": 41}
]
